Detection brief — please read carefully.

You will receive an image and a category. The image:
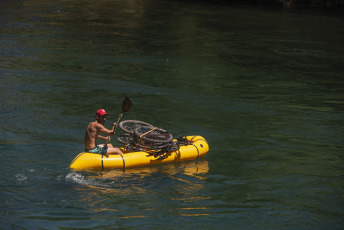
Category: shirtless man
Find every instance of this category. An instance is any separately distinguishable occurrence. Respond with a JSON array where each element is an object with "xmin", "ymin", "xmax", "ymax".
[{"xmin": 84, "ymin": 109, "xmax": 123, "ymax": 157}]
